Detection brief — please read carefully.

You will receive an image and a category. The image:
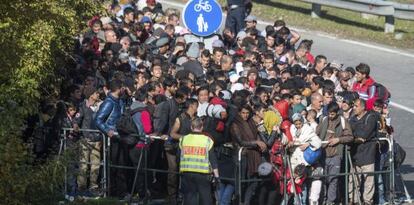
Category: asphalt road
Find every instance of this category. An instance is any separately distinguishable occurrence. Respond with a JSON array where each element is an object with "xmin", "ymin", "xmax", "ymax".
[{"xmin": 159, "ymin": 0, "xmax": 414, "ymax": 200}]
